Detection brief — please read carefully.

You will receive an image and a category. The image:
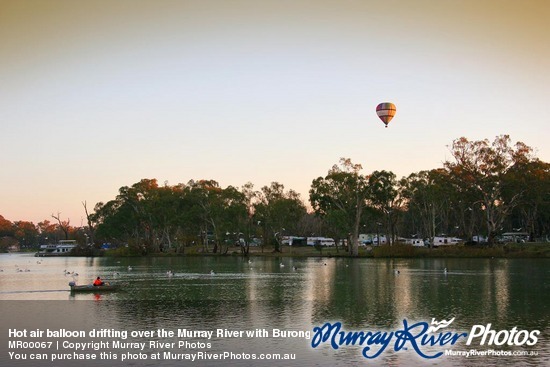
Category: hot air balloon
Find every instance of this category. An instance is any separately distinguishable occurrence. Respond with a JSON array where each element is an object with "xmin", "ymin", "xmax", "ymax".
[{"xmin": 376, "ymin": 102, "xmax": 396, "ymax": 128}]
